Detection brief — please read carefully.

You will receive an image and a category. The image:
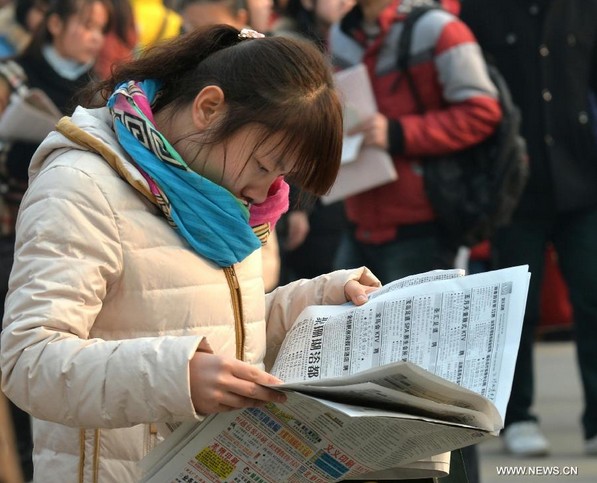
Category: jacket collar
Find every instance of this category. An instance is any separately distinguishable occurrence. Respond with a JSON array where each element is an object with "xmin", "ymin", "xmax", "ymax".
[
  {"xmin": 339, "ymin": 0, "xmax": 408, "ymax": 44},
  {"xmin": 55, "ymin": 115, "xmax": 158, "ymax": 207}
]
